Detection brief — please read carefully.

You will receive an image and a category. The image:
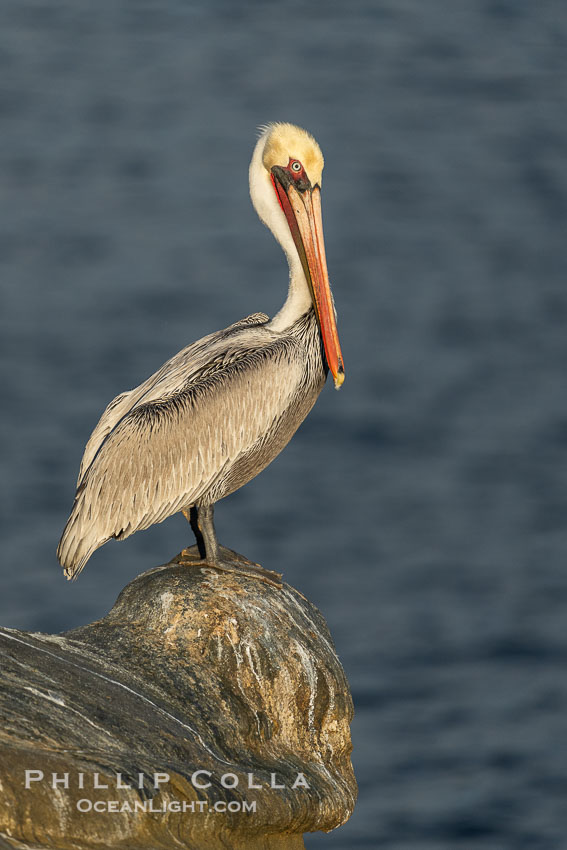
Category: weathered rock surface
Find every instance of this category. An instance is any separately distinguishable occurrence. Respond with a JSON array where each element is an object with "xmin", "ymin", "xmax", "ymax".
[{"xmin": 0, "ymin": 546, "xmax": 356, "ymax": 849}]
